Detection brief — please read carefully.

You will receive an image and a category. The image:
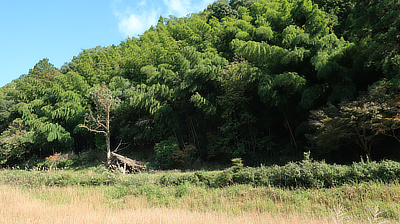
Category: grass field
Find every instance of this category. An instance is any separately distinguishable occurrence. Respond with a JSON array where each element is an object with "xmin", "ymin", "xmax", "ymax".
[
  {"xmin": 0, "ymin": 184, "xmax": 361, "ymax": 224},
  {"xmin": 1, "ymin": 168, "xmax": 399, "ymax": 223}
]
